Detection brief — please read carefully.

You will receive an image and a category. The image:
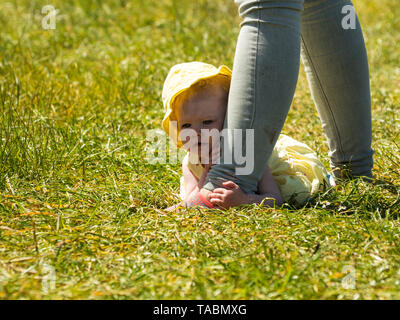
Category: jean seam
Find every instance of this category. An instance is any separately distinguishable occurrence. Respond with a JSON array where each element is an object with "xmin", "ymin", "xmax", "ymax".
[
  {"xmin": 249, "ymin": 2, "xmax": 260, "ymax": 130},
  {"xmin": 300, "ymin": 35, "xmax": 345, "ymax": 162}
]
